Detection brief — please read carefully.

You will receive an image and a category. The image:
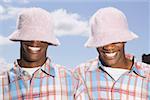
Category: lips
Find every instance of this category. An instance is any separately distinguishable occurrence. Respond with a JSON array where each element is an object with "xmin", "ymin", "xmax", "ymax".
[
  {"xmin": 28, "ymin": 46, "xmax": 41, "ymax": 53},
  {"xmin": 104, "ymin": 52, "xmax": 117, "ymax": 59}
]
